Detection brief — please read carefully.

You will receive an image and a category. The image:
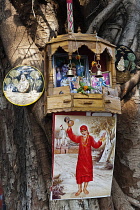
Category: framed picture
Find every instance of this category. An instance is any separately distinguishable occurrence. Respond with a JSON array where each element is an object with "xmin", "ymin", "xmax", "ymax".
[
  {"xmin": 53, "ymin": 54, "xmax": 89, "ymax": 93},
  {"xmin": 51, "ymin": 112, "xmax": 117, "ymax": 200},
  {"xmin": 3, "ymin": 65, "xmax": 44, "ymax": 106},
  {"xmin": 90, "ymin": 71, "xmax": 111, "ymax": 94}
]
